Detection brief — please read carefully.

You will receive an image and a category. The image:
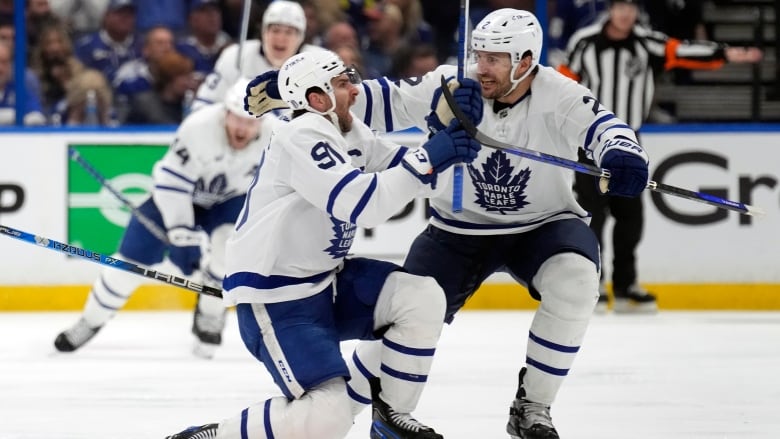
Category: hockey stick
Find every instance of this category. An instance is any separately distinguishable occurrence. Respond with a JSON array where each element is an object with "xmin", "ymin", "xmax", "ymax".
[
  {"xmin": 236, "ymin": 0, "xmax": 252, "ymax": 71},
  {"xmin": 451, "ymin": 0, "xmax": 470, "ymax": 213},
  {"xmin": 0, "ymin": 224, "xmax": 223, "ymax": 298},
  {"xmin": 440, "ymin": 76, "xmax": 765, "ymax": 216},
  {"xmin": 68, "ymin": 148, "xmax": 171, "ymax": 244}
]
